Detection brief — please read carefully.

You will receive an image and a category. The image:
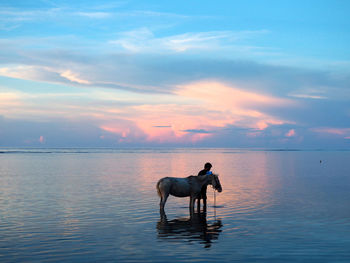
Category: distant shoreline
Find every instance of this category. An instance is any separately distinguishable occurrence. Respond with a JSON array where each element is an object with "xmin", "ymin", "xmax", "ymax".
[{"xmin": 0, "ymin": 147, "xmax": 349, "ymax": 154}]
